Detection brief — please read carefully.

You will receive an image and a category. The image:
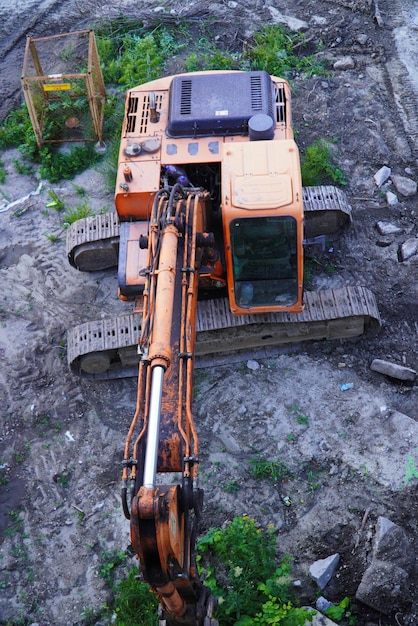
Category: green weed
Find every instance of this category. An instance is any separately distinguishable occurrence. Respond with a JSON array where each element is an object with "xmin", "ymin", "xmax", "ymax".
[
  {"xmin": 224, "ymin": 479, "xmax": 241, "ymax": 493},
  {"xmin": 246, "ymin": 24, "xmax": 326, "ymax": 78},
  {"xmin": 62, "ymin": 202, "xmax": 93, "ymax": 227},
  {"xmin": 0, "ymin": 103, "xmax": 34, "ymax": 149},
  {"xmin": 44, "ymin": 231, "xmax": 59, "ymax": 243},
  {"xmin": 4, "ymin": 510, "xmax": 24, "ymax": 537},
  {"xmin": 99, "ymin": 549, "xmax": 127, "ymax": 583},
  {"xmin": 97, "ymin": 23, "xmax": 184, "ymax": 89},
  {"xmin": 55, "ymin": 471, "xmax": 70, "ymax": 488},
  {"xmin": 301, "ymin": 138, "xmax": 347, "ymax": 186},
  {"xmin": 306, "ymin": 470, "xmax": 321, "ymax": 493},
  {"xmin": 197, "ymin": 516, "xmax": 315, "ymax": 624},
  {"xmin": 12, "ymin": 158, "xmax": 33, "ymax": 176},
  {"xmin": 249, "ymin": 456, "xmax": 292, "ymax": 482},
  {"xmin": 184, "ymin": 46, "xmax": 238, "ymax": 72},
  {"xmin": 288, "ymin": 402, "xmax": 309, "ymax": 426},
  {"xmin": 38, "ymin": 144, "xmax": 101, "ymax": 183},
  {"xmin": 0, "ymin": 159, "xmax": 6, "ymax": 183},
  {"xmin": 112, "ymin": 567, "xmax": 159, "ymax": 625},
  {"xmin": 325, "ymin": 596, "xmax": 356, "ymax": 625}
]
